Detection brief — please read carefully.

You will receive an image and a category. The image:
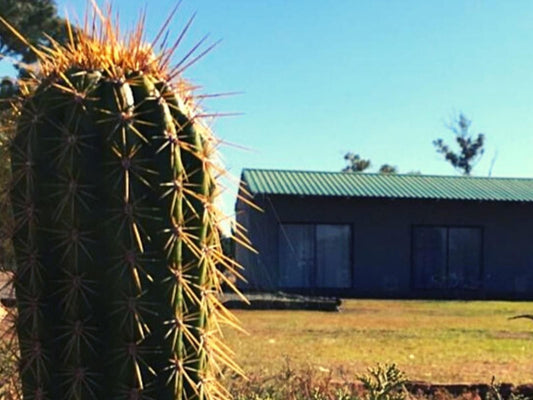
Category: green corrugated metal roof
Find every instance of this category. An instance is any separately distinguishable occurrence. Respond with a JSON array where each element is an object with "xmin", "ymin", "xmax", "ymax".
[{"xmin": 241, "ymin": 169, "xmax": 533, "ymax": 202}]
